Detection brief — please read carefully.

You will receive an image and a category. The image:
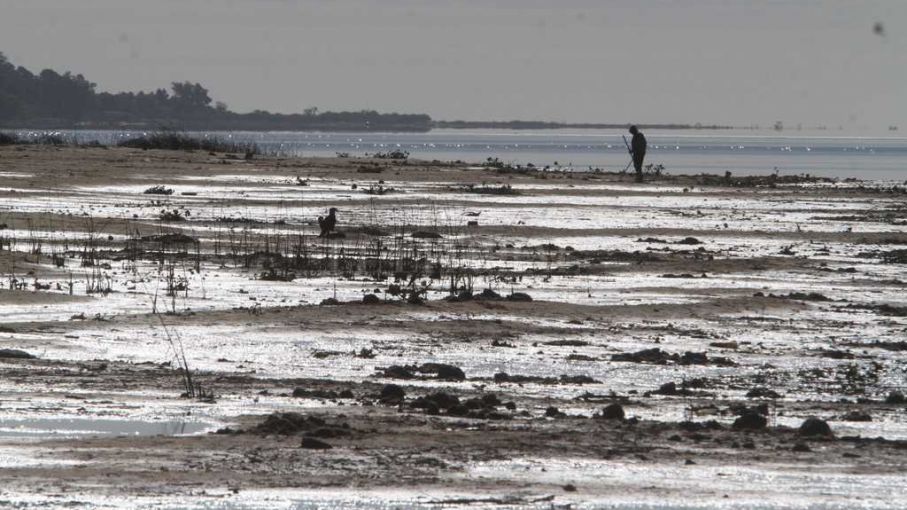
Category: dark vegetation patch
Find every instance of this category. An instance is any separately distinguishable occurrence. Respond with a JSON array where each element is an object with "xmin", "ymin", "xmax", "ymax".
[
  {"xmin": 859, "ymin": 249, "xmax": 907, "ymax": 264},
  {"xmin": 842, "ymin": 303, "xmax": 907, "ymax": 317},
  {"xmin": 451, "ymin": 184, "xmax": 520, "ymax": 195},
  {"xmin": 493, "ymin": 373, "xmax": 599, "ymax": 385},
  {"xmin": 410, "ymin": 391, "xmax": 513, "ymax": 420},
  {"xmin": 611, "ymin": 348, "xmax": 736, "ymax": 367},
  {"xmin": 249, "ymin": 412, "xmax": 352, "ymax": 437},
  {"xmin": 143, "ymin": 185, "xmax": 174, "ymax": 195},
  {"xmin": 379, "ymin": 363, "xmax": 466, "ymax": 381},
  {"xmin": 118, "ymin": 131, "xmax": 259, "ymax": 155},
  {"xmin": 689, "ymin": 173, "xmax": 834, "ymax": 188}
]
